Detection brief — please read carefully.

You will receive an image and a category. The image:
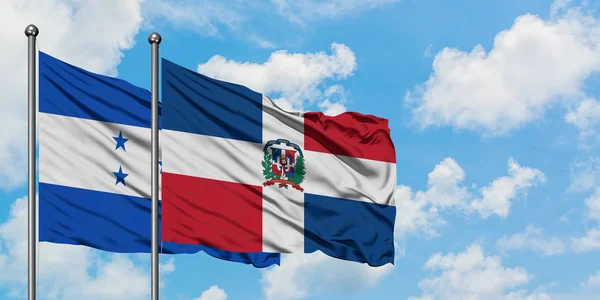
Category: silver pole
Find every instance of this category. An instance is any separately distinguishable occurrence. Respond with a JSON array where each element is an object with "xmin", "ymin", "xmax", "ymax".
[
  {"xmin": 25, "ymin": 24, "xmax": 39, "ymax": 300},
  {"xmin": 148, "ymin": 32, "xmax": 161, "ymax": 300}
]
